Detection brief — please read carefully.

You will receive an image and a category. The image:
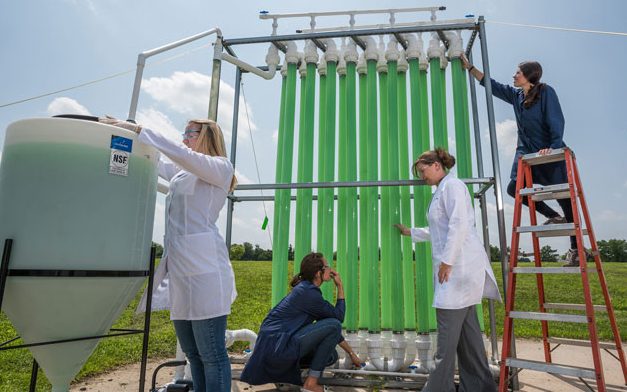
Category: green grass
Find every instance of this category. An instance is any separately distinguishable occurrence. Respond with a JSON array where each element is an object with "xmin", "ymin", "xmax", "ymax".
[
  {"xmin": 1, "ymin": 261, "xmax": 625, "ymax": 390},
  {"xmin": 483, "ymin": 262, "xmax": 627, "ymax": 340}
]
